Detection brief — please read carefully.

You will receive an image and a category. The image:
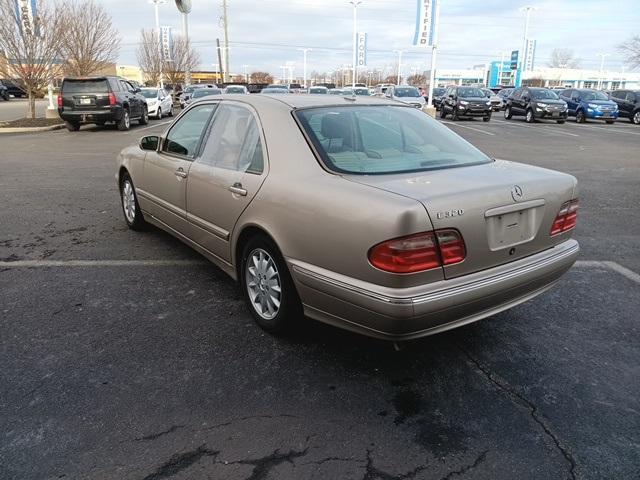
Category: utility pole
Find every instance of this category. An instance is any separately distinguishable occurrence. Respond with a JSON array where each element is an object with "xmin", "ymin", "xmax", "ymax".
[
  {"xmin": 518, "ymin": 5, "xmax": 536, "ymax": 86},
  {"xmin": 221, "ymin": 0, "xmax": 230, "ymax": 83},
  {"xmin": 298, "ymin": 48, "xmax": 311, "ymax": 88},
  {"xmin": 349, "ymin": 1, "xmax": 362, "ymax": 87},
  {"xmin": 216, "ymin": 38, "xmax": 224, "ymax": 85},
  {"xmin": 394, "ymin": 50, "xmax": 403, "ymax": 85},
  {"xmin": 243, "ymin": 64, "xmax": 249, "ymax": 83},
  {"xmin": 426, "ymin": 0, "xmax": 440, "ymax": 111},
  {"xmin": 149, "ymin": 0, "xmax": 166, "ymax": 88},
  {"xmin": 596, "ymin": 53, "xmax": 610, "ymax": 90}
]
